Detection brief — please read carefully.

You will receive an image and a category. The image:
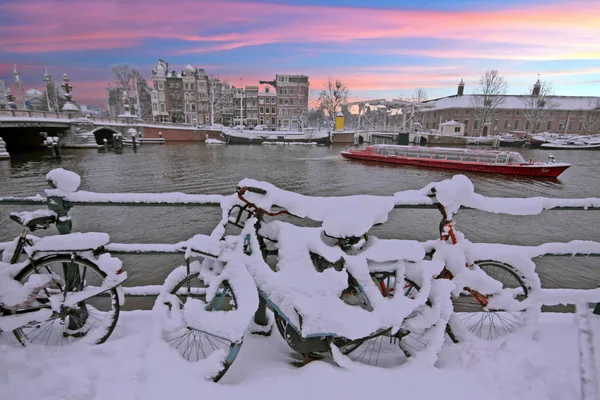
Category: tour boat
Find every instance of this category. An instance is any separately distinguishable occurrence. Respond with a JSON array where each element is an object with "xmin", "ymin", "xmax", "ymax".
[
  {"xmin": 340, "ymin": 145, "xmax": 570, "ymax": 177},
  {"xmin": 221, "ymin": 126, "xmax": 331, "ymax": 145}
]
